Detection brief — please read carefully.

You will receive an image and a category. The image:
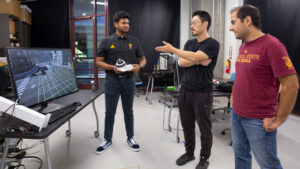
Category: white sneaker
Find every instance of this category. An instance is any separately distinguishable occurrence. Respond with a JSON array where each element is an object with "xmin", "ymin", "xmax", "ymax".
[
  {"xmin": 127, "ymin": 138, "xmax": 140, "ymax": 152},
  {"xmin": 96, "ymin": 140, "xmax": 112, "ymax": 154}
]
